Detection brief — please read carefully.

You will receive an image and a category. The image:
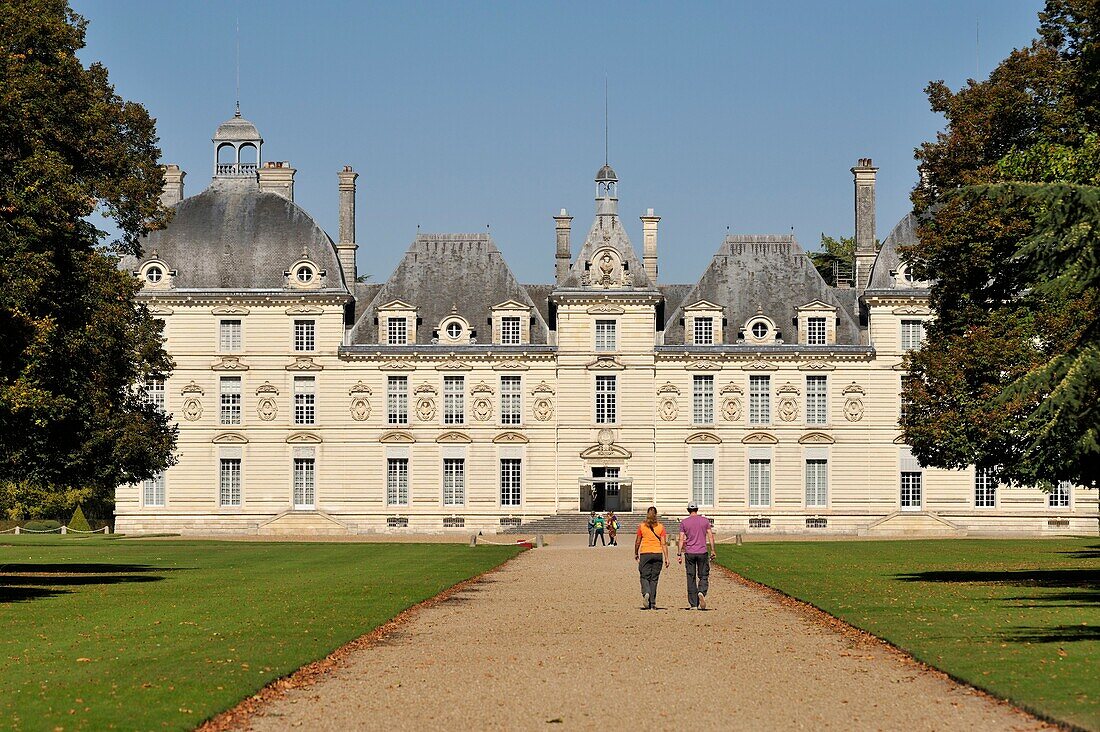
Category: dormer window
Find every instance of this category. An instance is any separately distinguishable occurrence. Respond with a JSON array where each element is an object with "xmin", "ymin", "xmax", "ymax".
[
  {"xmin": 490, "ymin": 300, "xmax": 531, "ymax": 345},
  {"xmin": 437, "ymin": 312, "xmax": 471, "ymax": 344},
  {"xmin": 807, "ymin": 317, "xmax": 826, "ymax": 345},
  {"xmin": 377, "ymin": 300, "xmax": 418, "ymax": 345},
  {"xmin": 296, "ymin": 265, "xmax": 315, "ymax": 284},
  {"xmin": 683, "ymin": 301, "xmax": 724, "ymax": 345},
  {"xmin": 446, "ymin": 322, "xmax": 461, "ymax": 339},
  {"xmin": 146, "ymin": 266, "xmax": 163, "ymax": 284},
  {"xmin": 388, "ymin": 318, "xmax": 408, "ymax": 345},
  {"xmin": 743, "ymin": 314, "xmax": 778, "ymax": 344},
  {"xmin": 694, "ymin": 317, "xmax": 714, "ymax": 345},
  {"xmin": 287, "ymin": 258, "xmax": 323, "ymax": 290},
  {"xmin": 751, "ymin": 322, "xmax": 768, "ymax": 339},
  {"xmin": 796, "ymin": 301, "xmax": 838, "ymax": 346},
  {"xmin": 138, "ymin": 259, "xmax": 173, "ymax": 290}
]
